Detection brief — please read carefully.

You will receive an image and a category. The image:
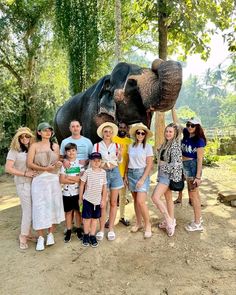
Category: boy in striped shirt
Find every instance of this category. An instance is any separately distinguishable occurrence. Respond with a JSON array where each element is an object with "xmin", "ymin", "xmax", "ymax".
[{"xmin": 79, "ymin": 152, "xmax": 107, "ymax": 247}]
